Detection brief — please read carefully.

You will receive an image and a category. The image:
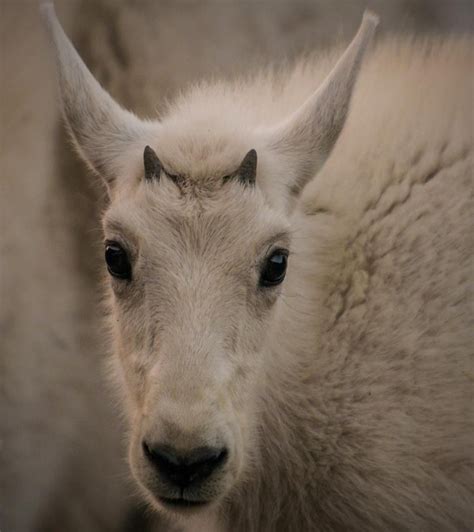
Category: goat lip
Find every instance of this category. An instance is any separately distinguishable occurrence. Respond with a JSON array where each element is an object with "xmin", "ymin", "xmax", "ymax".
[{"xmin": 159, "ymin": 496, "xmax": 210, "ymax": 508}]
